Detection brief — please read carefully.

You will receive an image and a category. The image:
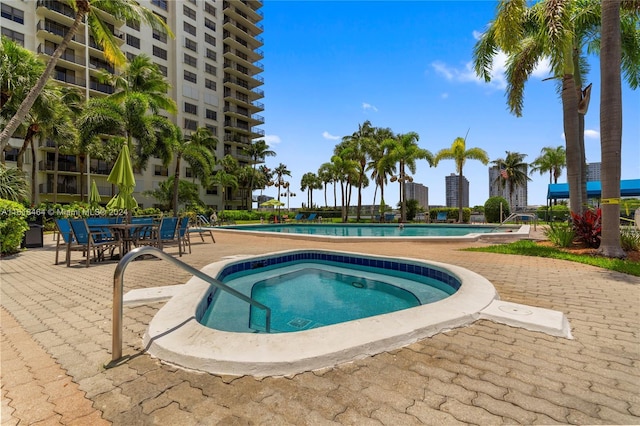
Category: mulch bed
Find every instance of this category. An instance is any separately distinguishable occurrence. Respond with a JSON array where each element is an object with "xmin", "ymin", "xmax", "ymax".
[{"xmin": 537, "ymin": 240, "xmax": 640, "ymax": 262}]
